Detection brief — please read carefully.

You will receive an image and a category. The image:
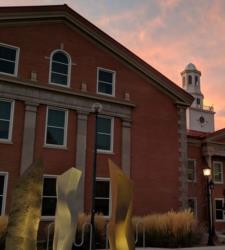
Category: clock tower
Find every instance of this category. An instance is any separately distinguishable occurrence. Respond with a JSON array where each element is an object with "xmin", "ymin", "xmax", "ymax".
[{"xmin": 181, "ymin": 63, "xmax": 215, "ymax": 132}]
